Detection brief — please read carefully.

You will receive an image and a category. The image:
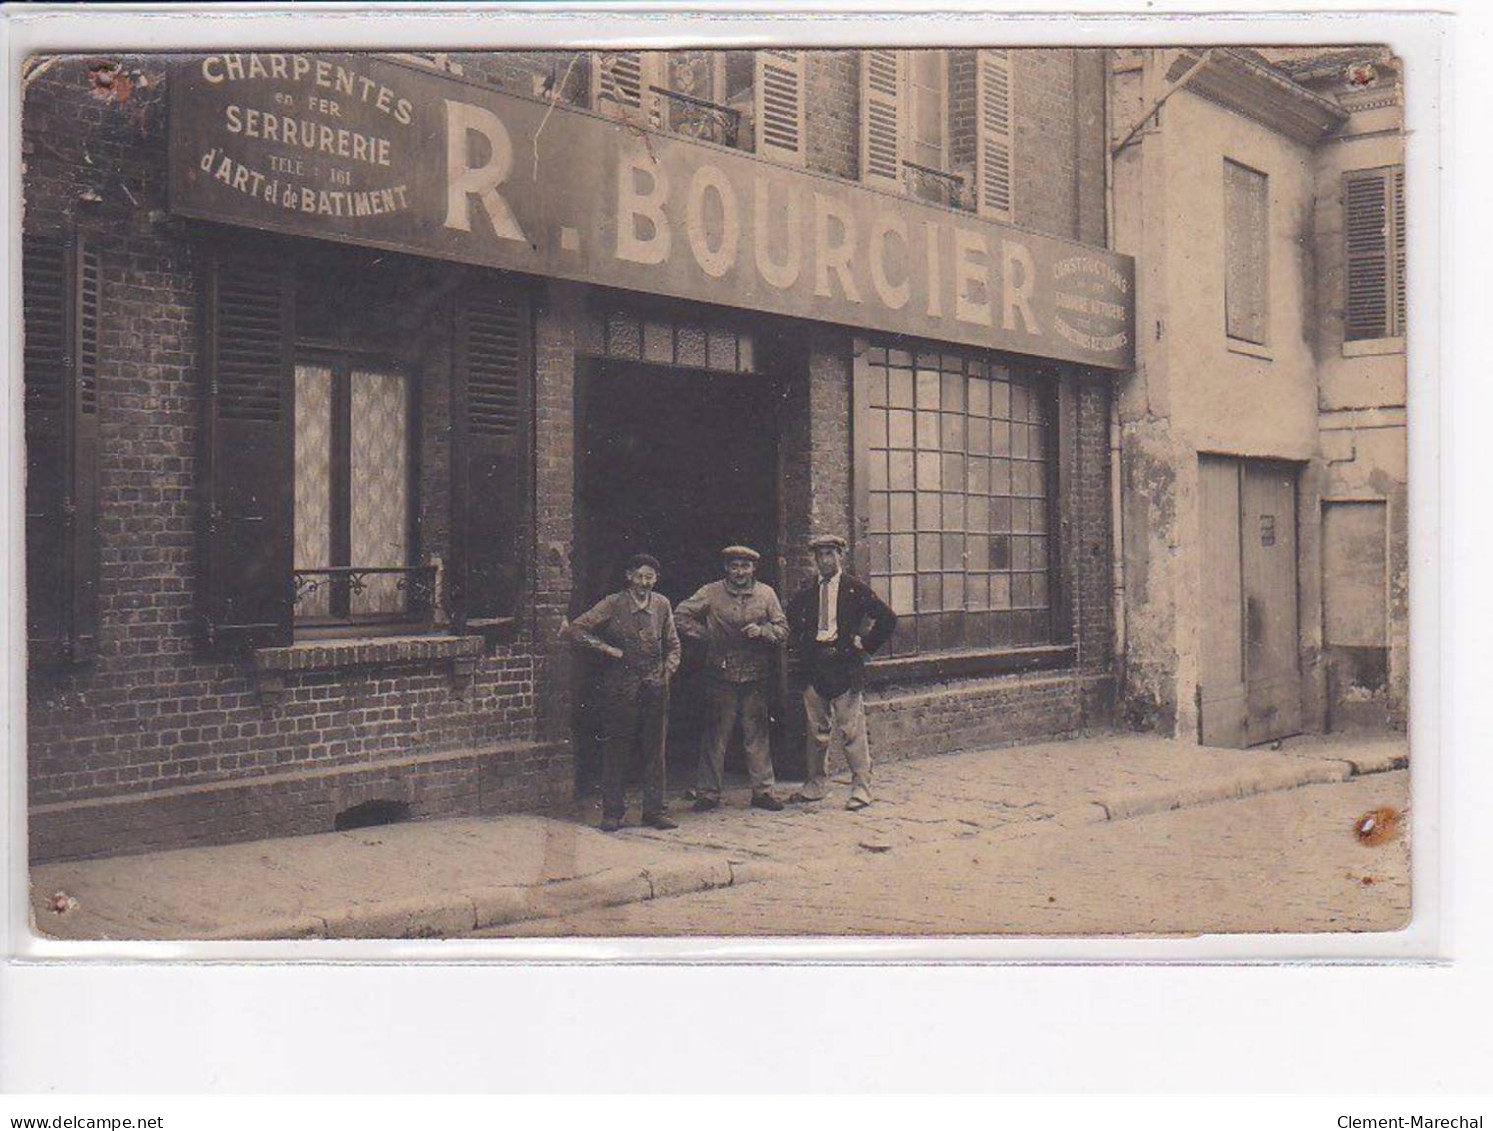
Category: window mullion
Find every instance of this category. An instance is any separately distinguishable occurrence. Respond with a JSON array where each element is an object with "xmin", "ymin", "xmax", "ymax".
[{"xmin": 330, "ymin": 358, "xmax": 353, "ymax": 618}]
